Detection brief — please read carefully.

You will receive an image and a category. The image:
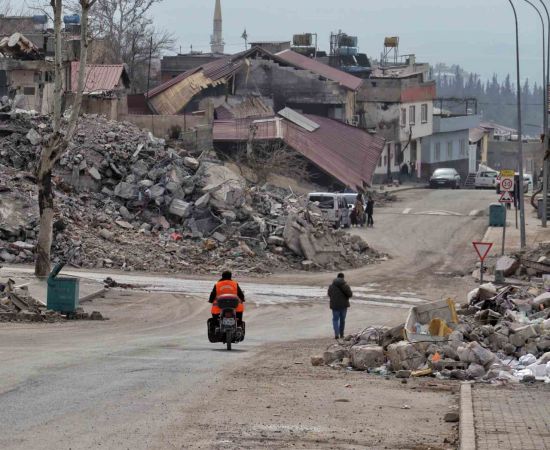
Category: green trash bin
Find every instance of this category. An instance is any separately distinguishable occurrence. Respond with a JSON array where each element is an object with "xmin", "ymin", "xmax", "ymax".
[
  {"xmin": 489, "ymin": 203, "xmax": 505, "ymax": 227},
  {"xmin": 47, "ymin": 263, "xmax": 79, "ymax": 312}
]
